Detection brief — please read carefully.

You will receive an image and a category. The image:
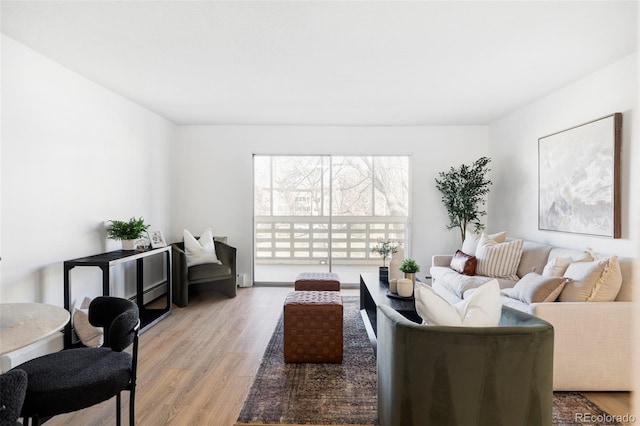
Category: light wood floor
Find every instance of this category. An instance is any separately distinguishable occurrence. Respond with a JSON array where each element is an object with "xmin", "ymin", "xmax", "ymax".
[{"xmin": 42, "ymin": 286, "xmax": 631, "ymax": 426}]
